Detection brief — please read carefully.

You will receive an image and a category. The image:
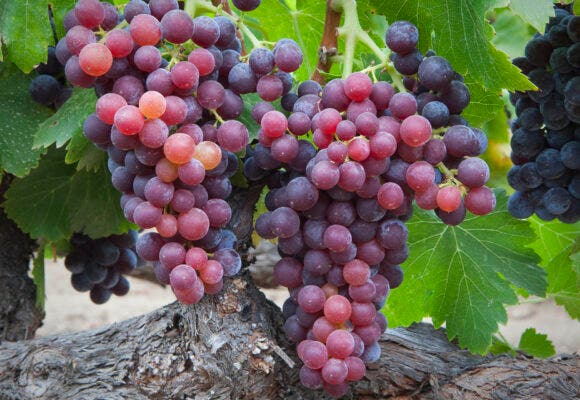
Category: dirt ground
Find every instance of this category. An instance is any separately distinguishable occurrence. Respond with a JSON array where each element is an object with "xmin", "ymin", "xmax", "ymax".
[{"xmin": 37, "ymin": 258, "xmax": 580, "ymax": 354}]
